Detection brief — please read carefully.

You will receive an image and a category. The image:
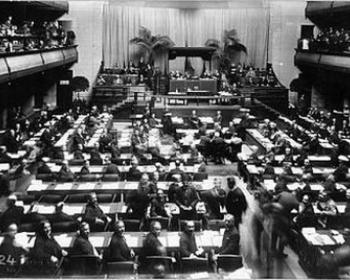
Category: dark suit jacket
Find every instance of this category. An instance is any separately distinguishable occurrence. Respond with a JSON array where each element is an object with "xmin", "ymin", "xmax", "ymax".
[
  {"xmin": 225, "ymin": 187, "xmax": 247, "ymax": 223},
  {"xmin": 83, "ymin": 203, "xmax": 107, "ymax": 224},
  {"xmin": 104, "ymin": 234, "xmax": 132, "ymax": 261},
  {"xmin": 219, "ymin": 228, "xmax": 240, "ymax": 255},
  {"xmin": 179, "ymin": 232, "xmax": 198, "ymax": 257},
  {"xmin": 0, "ymin": 205, "xmax": 24, "ymax": 231},
  {"xmin": 104, "ymin": 164, "xmax": 120, "ymax": 174},
  {"xmin": 31, "ymin": 235, "xmax": 63, "ymax": 263},
  {"xmin": 72, "ymin": 235, "xmax": 95, "ymax": 255},
  {"xmin": 142, "ymin": 232, "xmax": 165, "ymax": 257}
]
